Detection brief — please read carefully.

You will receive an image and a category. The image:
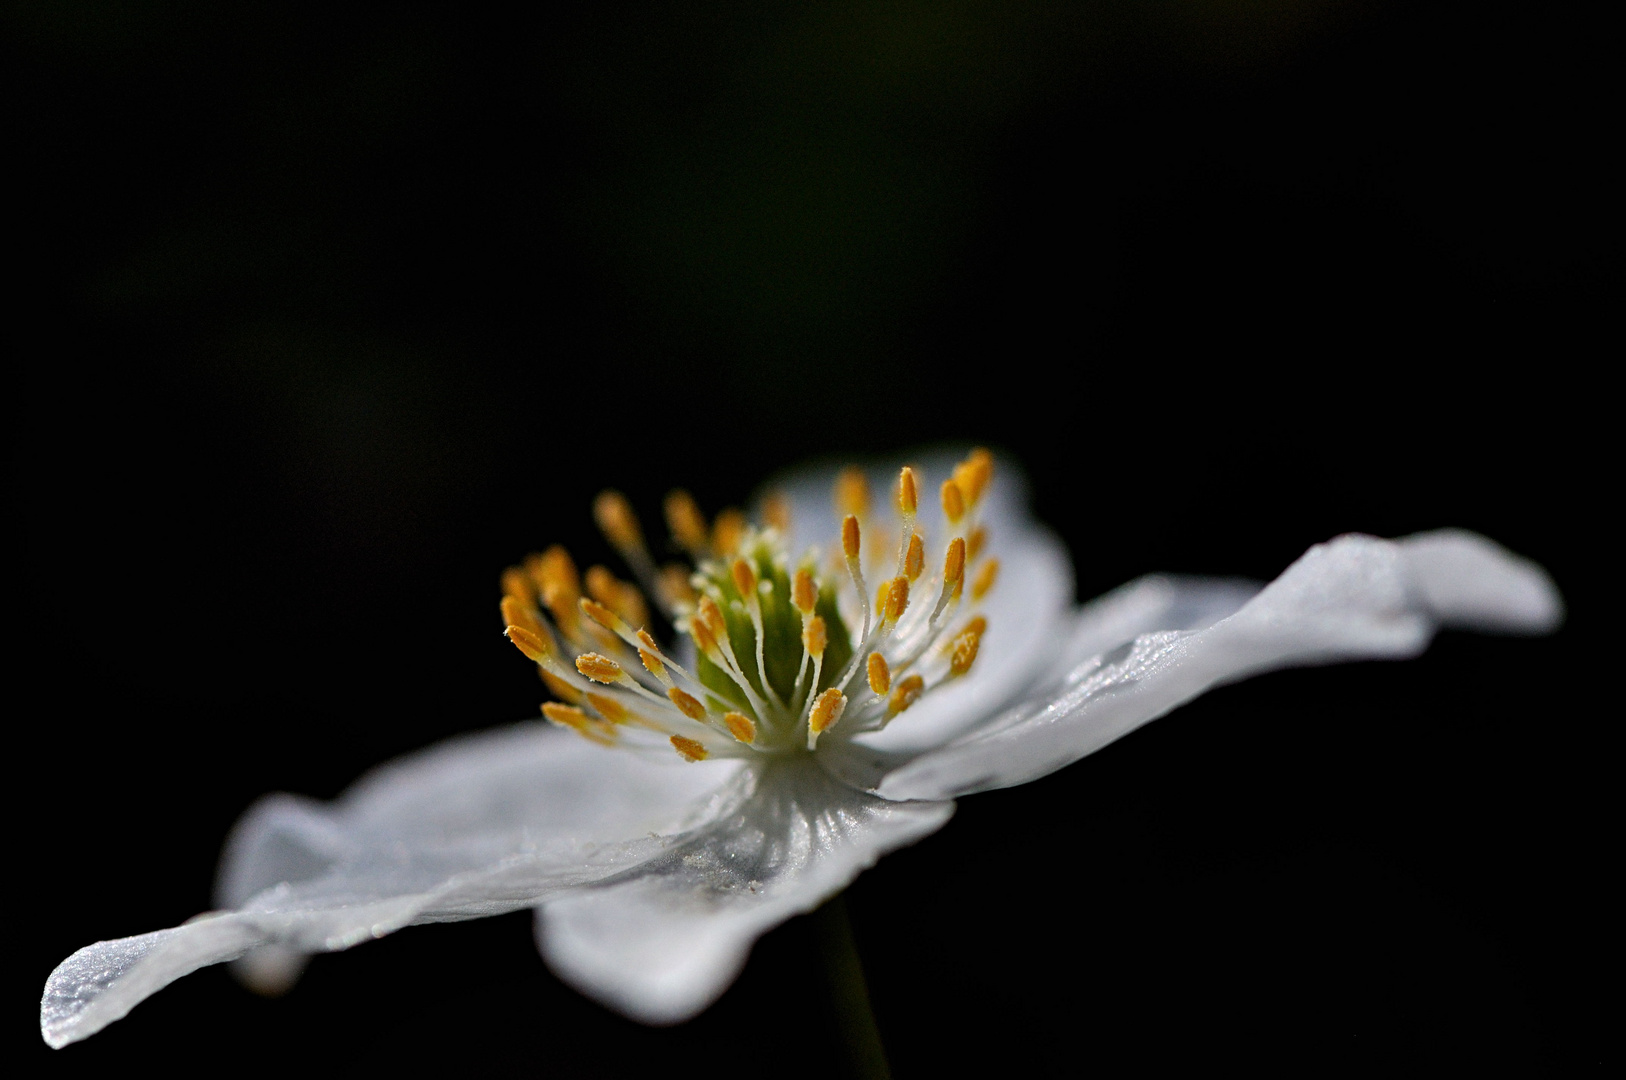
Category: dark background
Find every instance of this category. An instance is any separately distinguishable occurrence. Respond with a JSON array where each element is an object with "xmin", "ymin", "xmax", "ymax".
[{"xmin": 11, "ymin": 1, "xmax": 1608, "ymax": 1074}]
